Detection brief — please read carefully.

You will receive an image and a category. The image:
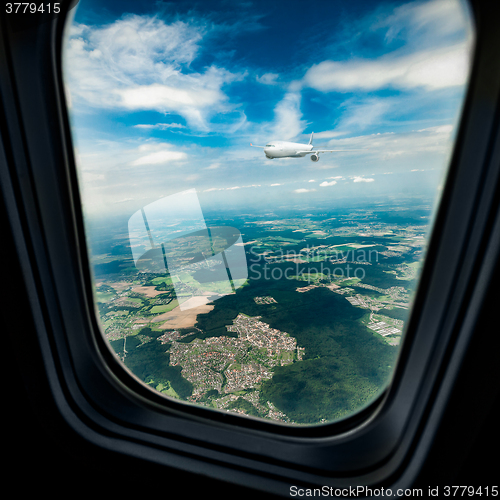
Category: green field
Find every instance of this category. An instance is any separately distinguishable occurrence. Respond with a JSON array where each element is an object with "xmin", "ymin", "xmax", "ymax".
[
  {"xmin": 95, "ymin": 291, "xmax": 115, "ymax": 302},
  {"xmin": 151, "ymin": 276, "xmax": 174, "ymax": 286},
  {"xmin": 150, "ymin": 303, "xmax": 177, "ymax": 314}
]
